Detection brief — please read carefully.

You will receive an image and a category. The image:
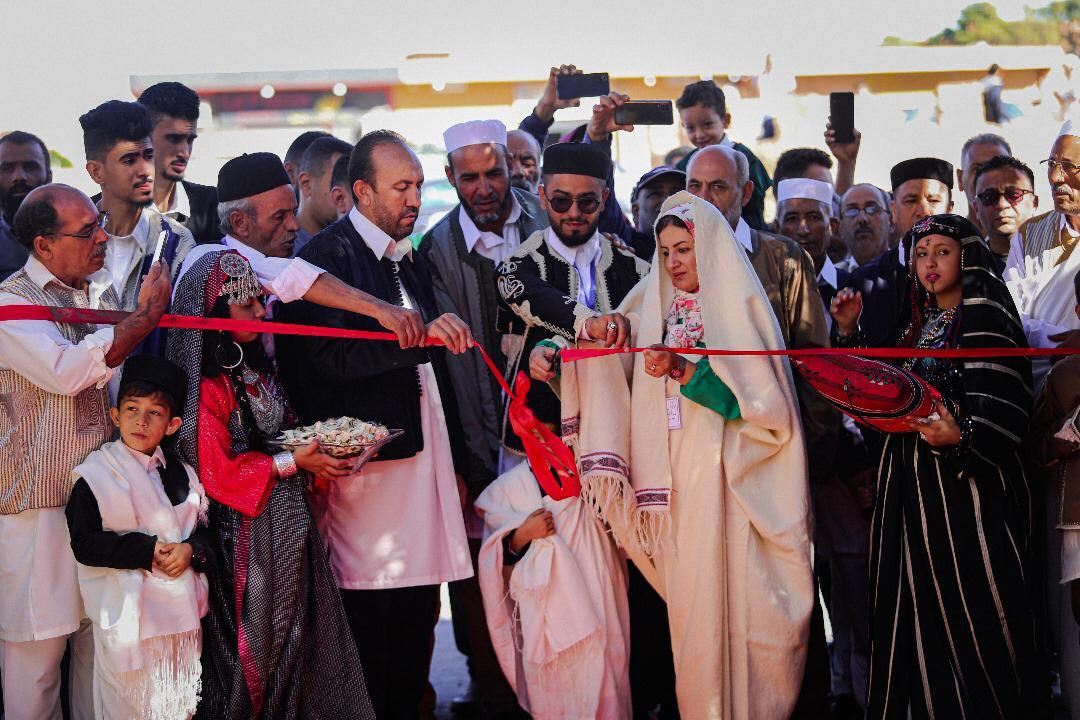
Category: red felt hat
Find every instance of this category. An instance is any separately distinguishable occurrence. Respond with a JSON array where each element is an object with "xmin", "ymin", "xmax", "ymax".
[{"xmin": 791, "ymin": 354, "xmax": 942, "ymax": 433}]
